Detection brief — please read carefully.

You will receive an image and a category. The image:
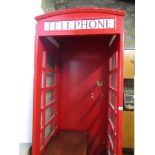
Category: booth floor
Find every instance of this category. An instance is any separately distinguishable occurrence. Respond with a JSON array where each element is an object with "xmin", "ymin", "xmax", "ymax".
[{"xmin": 43, "ymin": 131, "xmax": 87, "ymax": 155}]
